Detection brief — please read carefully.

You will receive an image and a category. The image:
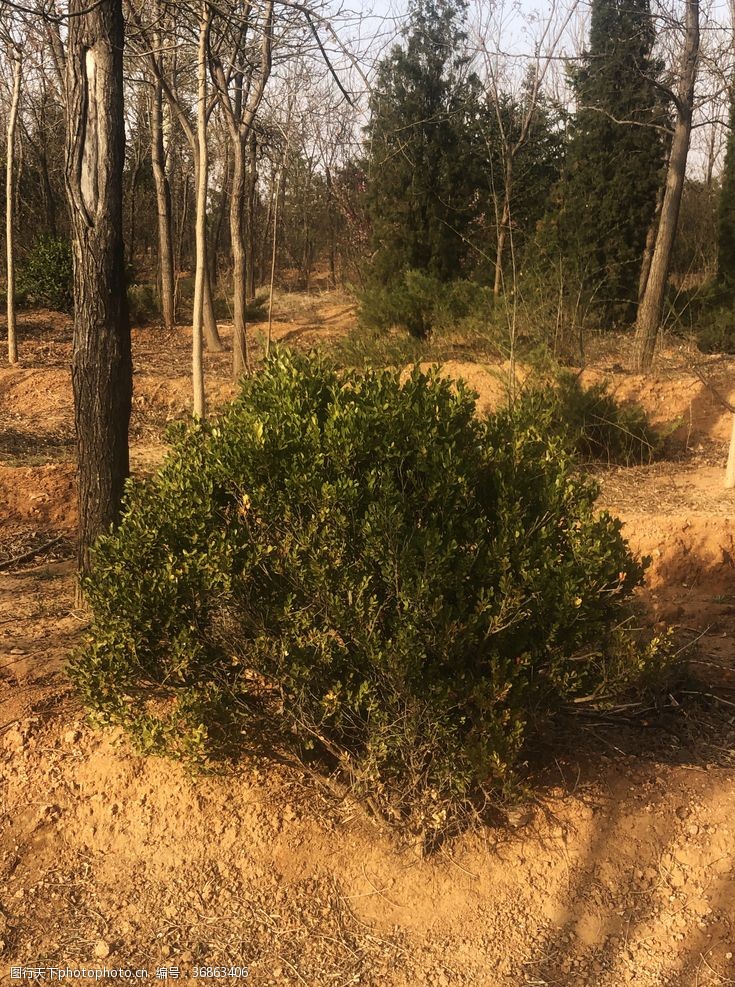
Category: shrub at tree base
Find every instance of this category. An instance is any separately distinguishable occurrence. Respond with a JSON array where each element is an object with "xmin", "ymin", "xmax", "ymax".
[{"xmin": 71, "ymin": 352, "xmax": 671, "ymax": 833}]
